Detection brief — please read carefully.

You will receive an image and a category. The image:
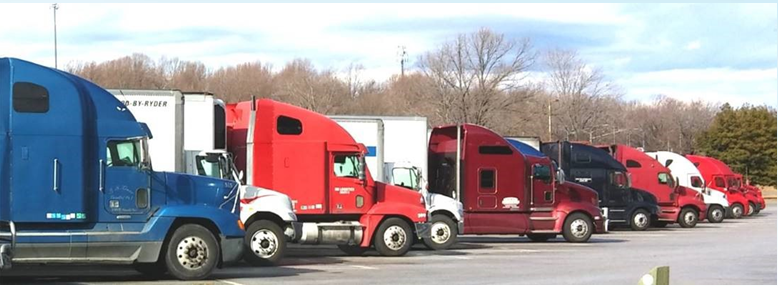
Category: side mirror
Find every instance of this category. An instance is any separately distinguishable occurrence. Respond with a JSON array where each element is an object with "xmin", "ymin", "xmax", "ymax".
[
  {"xmin": 556, "ymin": 168, "xmax": 566, "ymax": 184},
  {"xmin": 358, "ymin": 156, "xmax": 367, "ymax": 183}
]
